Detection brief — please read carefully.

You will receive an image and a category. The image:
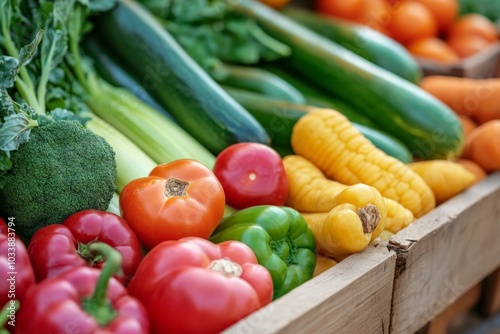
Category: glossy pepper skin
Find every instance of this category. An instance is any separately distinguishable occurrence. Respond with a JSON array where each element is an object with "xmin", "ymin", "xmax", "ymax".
[
  {"xmin": 0, "ymin": 217, "xmax": 35, "ymax": 316},
  {"xmin": 15, "ymin": 243, "xmax": 149, "ymax": 334},
  {"xmin": 28, "ymin": 209, "xmax": 142, "ymax": 285},
  {"xmin": 210, "ymin": 205, "xmax": 317, "ymax": 299},
  {"xmin": 127, "ymin": 237, "xmax": 273, "ymax": 334}
]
